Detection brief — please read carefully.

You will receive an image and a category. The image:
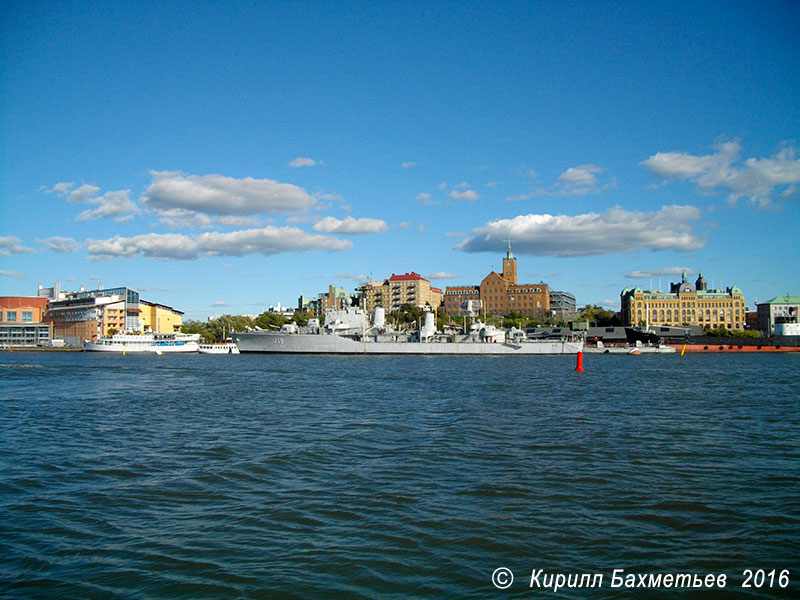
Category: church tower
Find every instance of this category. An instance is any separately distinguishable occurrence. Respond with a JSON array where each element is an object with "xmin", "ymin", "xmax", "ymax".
[{"xmin": 502, "ymin": 239, "xmax": 517, "ymax": 285}]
